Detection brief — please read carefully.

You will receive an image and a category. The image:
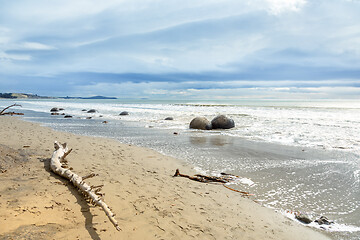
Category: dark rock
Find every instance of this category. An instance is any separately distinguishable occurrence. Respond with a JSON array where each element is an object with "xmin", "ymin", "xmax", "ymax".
[
  {"xmin": 86, "ymin": 117, "xmax": 92, "ymax": 119},
  {"xmin": 295, "ymin": 213, "xmax": 312, "ymax": 224},
  {"xmin": 64, "ymin": 115, "xmax": 73, "ymax": 118},
  {"xmin": 211, "ymin": 115, "xmax": 235, "ymax": 129},
  {"xmin": 315, "ymin": 216, "xmax": 334, "ymax": 225},
  {"xmin": 87, "ymin": 109, "xmax": 97, "ymax": 113},
  {"xmin": 82, "ymin": 109, "xmax": 87, "ymax": 112},
  {"xmin": 50, "ymin": 107, "xmax": 59, "ymax": 112},
  {"xmin": 51, "ymin": 112, "xmax": 59, "ymax": 115},
  {"xmin": 165, "ymin": 117, "xmax": 174, "ymax": 120},
  {"xmin": 61, "ymin": 113, "xmax": 65, "ymax": 115},
  {"xmin": 119, "ymin": 111, "xmax": 129, "ymax": 116},
  {"xmin": 59, "ymin": 108, "xmax": 64, "ymax": 111},
  {"xmin": 102, "ymin": 121, "xmax": 108, "ymax": 124},
  {"xmin": 189, "ymin": 117, "xmax": 212, "ymax": 130}
]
